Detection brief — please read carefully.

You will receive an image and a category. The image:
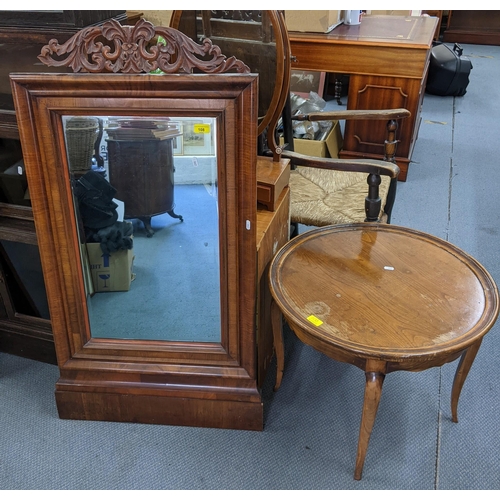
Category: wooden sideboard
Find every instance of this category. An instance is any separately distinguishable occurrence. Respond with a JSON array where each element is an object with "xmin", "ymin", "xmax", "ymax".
[
  {"xmin": 443, "ymin": 10, "xmax": 500, "ymax": 46},
  {"xmin": 0, "ymin": 11, "xmax": 138, "ymax": 363},
  {"xmin": 288, "ymin": 15, "xmax": 439, "ymax": 181}
]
